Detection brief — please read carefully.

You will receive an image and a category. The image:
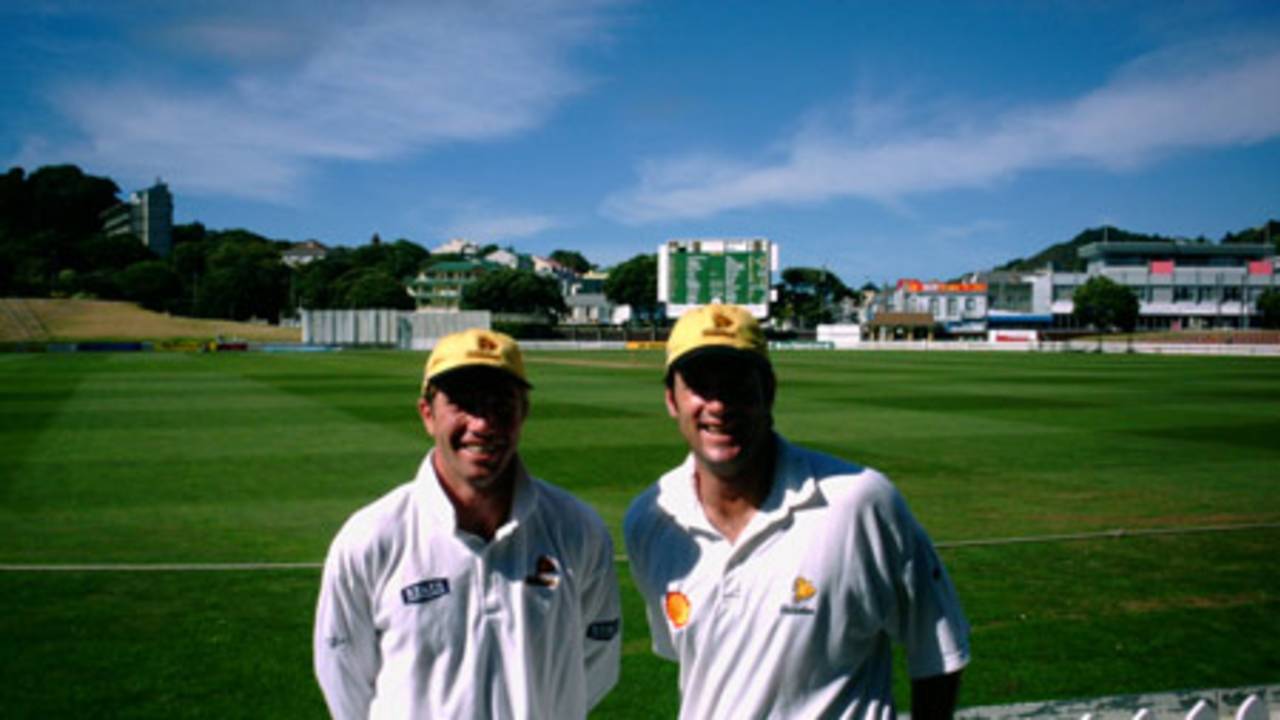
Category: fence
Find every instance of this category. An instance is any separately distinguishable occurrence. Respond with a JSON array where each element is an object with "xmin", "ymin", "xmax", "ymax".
[
  {"xmin": 300, "ymin": 309, "xmax": 404, "ymax": 346},
  {"xmin": 298, "ymin": 309, "xmax": 492, "ymax": 348},
  {"xmin": 843, "ymin": 340, "xmax": 1280, "ymax": 357},
  {"xmin": 955, "ymin": 686, "xmax": 1277, "ymax": 720}
]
